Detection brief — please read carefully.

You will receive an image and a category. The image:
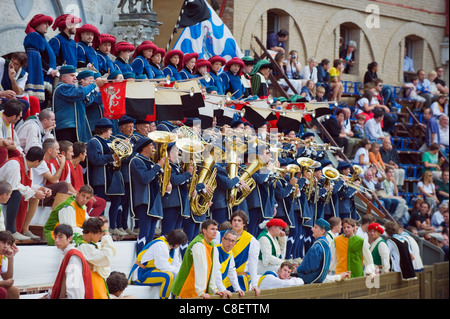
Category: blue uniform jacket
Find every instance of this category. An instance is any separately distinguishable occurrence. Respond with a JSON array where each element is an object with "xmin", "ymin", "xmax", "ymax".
[
  {"xmin": 209, "ymin": 71, "xmax": 225, "ymax": 95},
  {"xmin": 49, "ymin": 32, "xmax": 77, "ymax": 68},
  {"xmin": 161, "ymin": 162, "xmax": 192, "ymax": 215},
  {"xmin": 180, "ymin": 67, "xmax": 196, "ymax": 80},
  {"xmin": 220, "ymin": 71, "xmax": 244, "ymax": 98},
  {"xmin": 149, "ymin": 62, "xmax": 165, "ymax": 79},
  {"xmin": 275, "ymin": 177, "xmax": 295, "ymax": 226},
  {"xmin": 114, "ymin": 57, "xmax": 134, "ymax": 73},
  {"xmin": 131, "ymin": 55, "xmax": 154, "ymax": 79},
  {"xmin": 77, "ymin": 42, "xmax": 99, "ymax": 70},
  {"xmin": 296, "ymin": 235, "xmax": 331, "ymax": 284},
  {"xmin": 97, "ymin": 51, "xmax": 118, "ymax": 75},
  {"xmin": 129, "ymin": 153, "xmax": 163, "ymax": 218},
  {"xmin": 211, "ymin": 164, "xmax": 240, "ymax": 210},
  {"xmin": 163, "ymin": 64, "xmax": 182, "ymax": 81},
  {"xmin": 246, "ymin": 170, "xmax": 277, "ymax": 219}
]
